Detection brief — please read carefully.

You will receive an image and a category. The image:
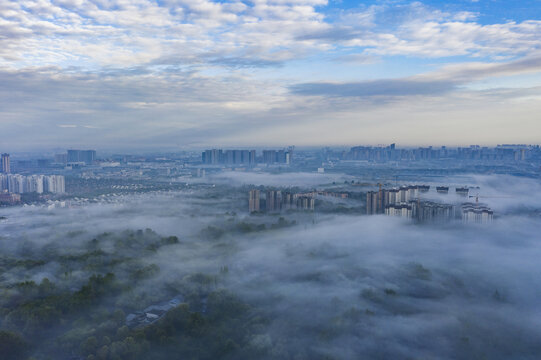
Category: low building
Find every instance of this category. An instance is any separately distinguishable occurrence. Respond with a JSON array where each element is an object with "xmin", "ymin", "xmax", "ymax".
[{"xmin": 0, "ymin": 192, "xmax": 21, "ymax": 205}]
